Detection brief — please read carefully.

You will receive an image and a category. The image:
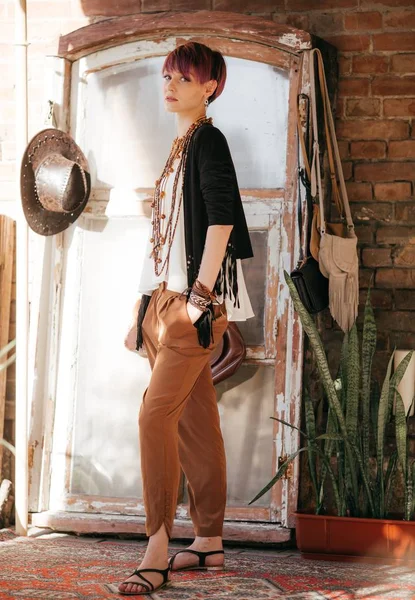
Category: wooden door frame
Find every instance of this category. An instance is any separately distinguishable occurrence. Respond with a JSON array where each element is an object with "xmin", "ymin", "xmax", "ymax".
[
  {"xmin": 57, "ymin": 11, "xmax": 312, "ymax": 62},
  {"xmin": 28, "ymin": 11, "xmax": 337, "ymax": 541}
]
